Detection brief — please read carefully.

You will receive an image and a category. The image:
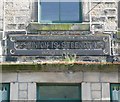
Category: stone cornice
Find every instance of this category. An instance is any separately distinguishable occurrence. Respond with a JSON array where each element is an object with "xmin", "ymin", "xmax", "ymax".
[{"xmin": 1, "ymin": 62, "xmax": 120, "ymax": 72}]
